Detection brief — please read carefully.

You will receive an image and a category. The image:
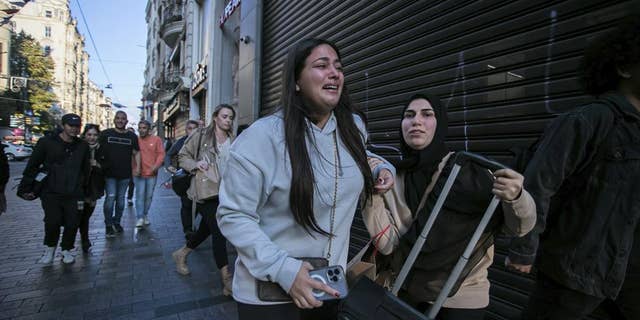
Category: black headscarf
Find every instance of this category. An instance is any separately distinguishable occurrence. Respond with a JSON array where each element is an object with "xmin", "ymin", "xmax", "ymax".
[{"xmin": 395, "ymin": 93, "xmax": 449, "ymax": 214}]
